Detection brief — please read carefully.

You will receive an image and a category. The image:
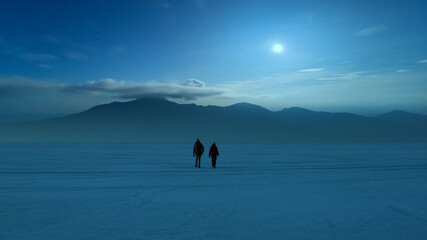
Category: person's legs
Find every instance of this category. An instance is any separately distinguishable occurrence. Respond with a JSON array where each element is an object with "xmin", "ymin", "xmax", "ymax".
[
  {"xmin": 195, "ymin": 156, "xmax": 198, "ymax": 167},
  {"xmin": 212, "ymin": 156, "xmax": 216, "ymax": 168},
  {"xmin": 197, "ymin": 155, "xmax": 201, "ymax": 168}
]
